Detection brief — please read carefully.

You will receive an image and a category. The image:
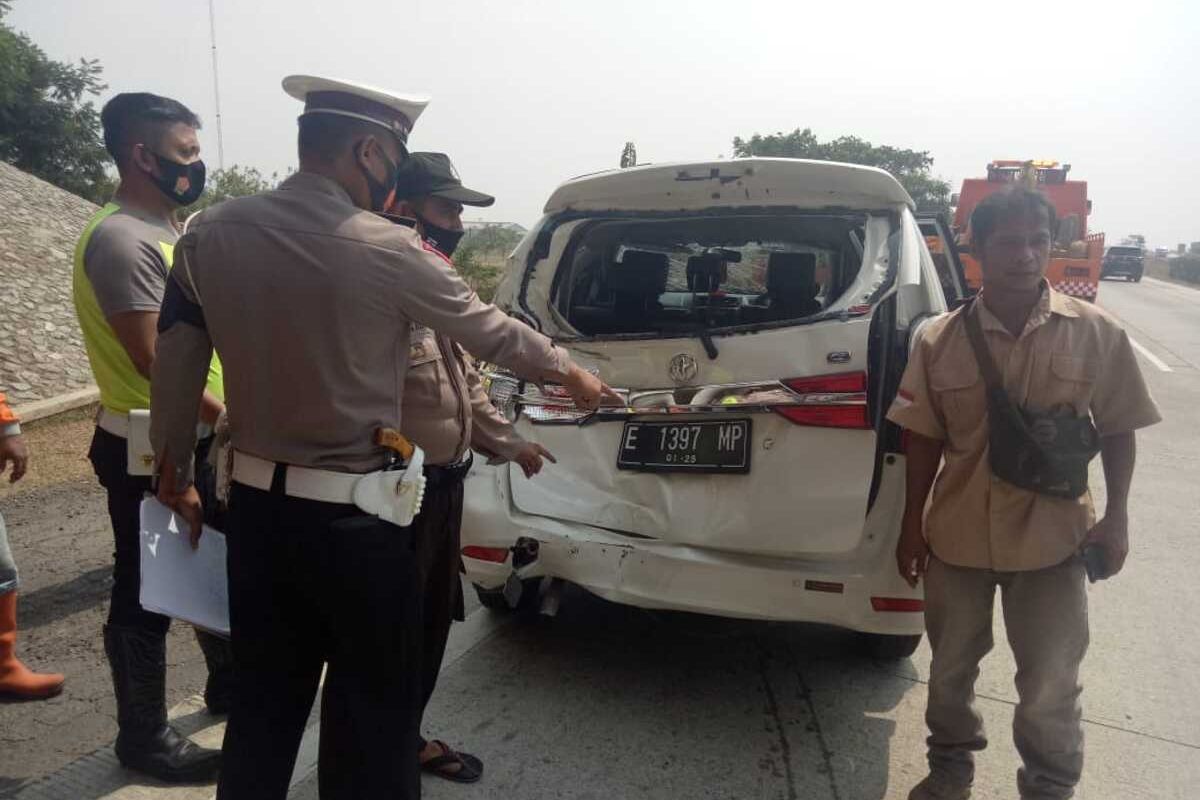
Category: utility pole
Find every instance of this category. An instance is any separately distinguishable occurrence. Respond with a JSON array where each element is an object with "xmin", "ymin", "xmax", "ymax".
[{"xmin": 208, "ymin": 0, "xmax": 225, "ymax": 170}]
